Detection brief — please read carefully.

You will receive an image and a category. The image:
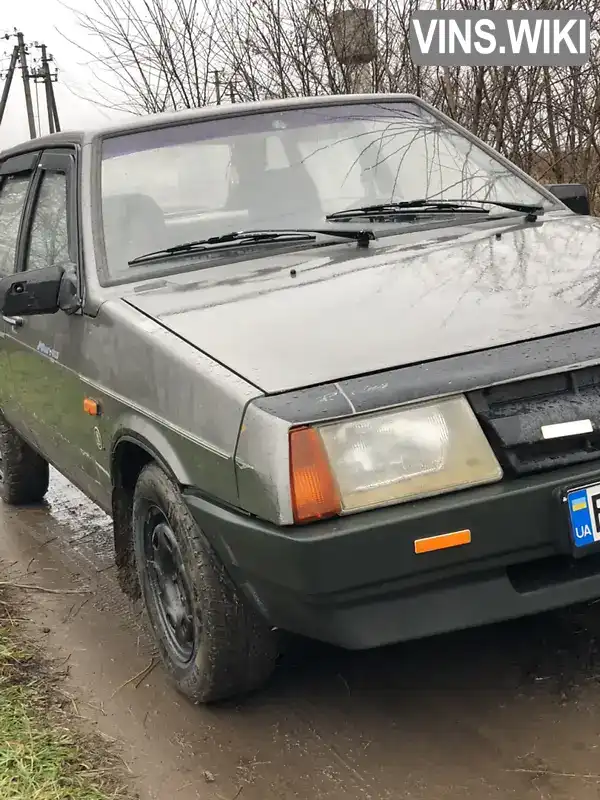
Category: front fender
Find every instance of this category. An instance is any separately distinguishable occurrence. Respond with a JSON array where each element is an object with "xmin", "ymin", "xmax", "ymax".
[{"xmin": 109, "ymin": 410, "xmax": 240, "ymax": 508}]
